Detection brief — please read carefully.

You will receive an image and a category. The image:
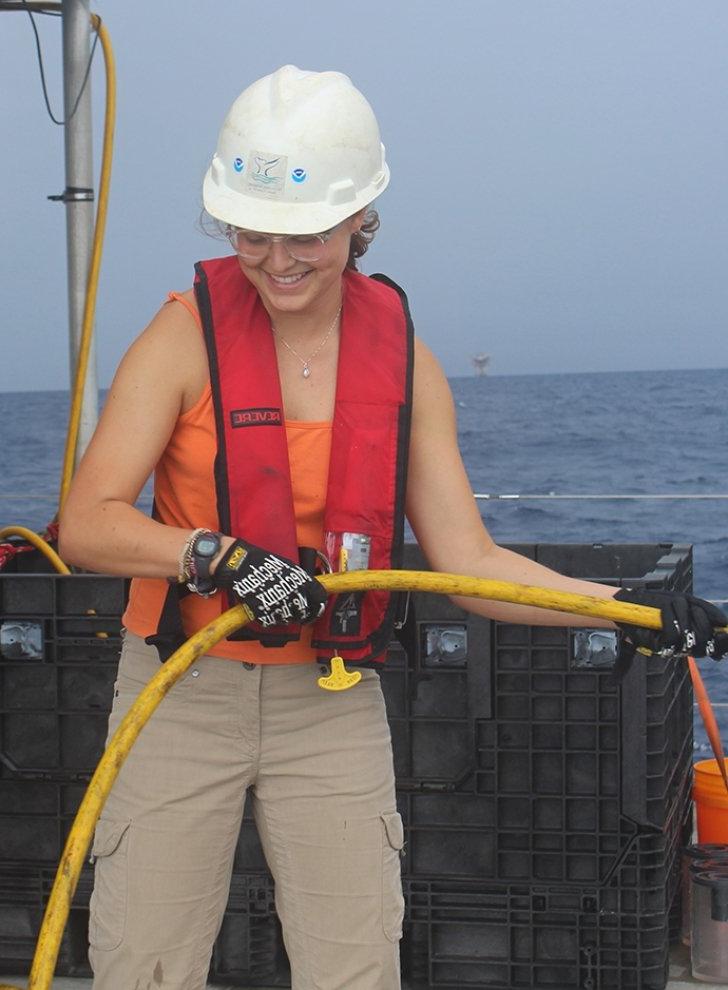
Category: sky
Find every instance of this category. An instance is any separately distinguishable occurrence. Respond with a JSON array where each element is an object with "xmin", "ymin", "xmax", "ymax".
[{"xmin": 2, "ymin": 0, "xmax": 728, "ymax": 391}]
